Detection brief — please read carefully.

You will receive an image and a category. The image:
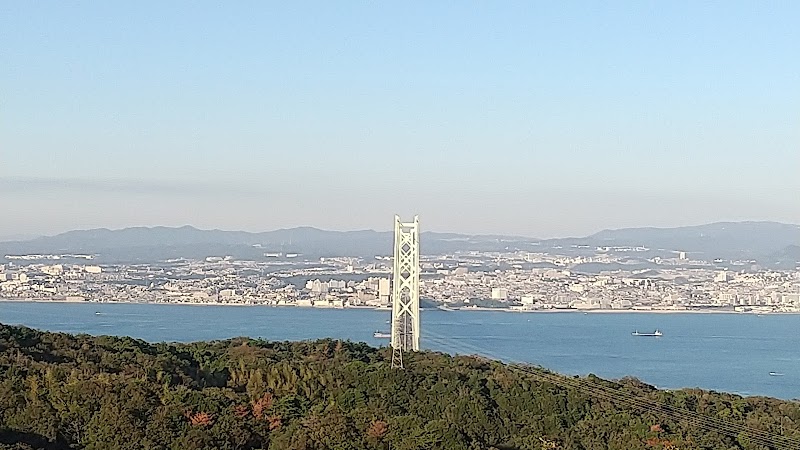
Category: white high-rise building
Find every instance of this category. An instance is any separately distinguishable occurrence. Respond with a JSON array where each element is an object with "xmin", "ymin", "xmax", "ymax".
[{"xmin": 491, "ymin": 287, "xmax": 508, "ymax": 300}]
